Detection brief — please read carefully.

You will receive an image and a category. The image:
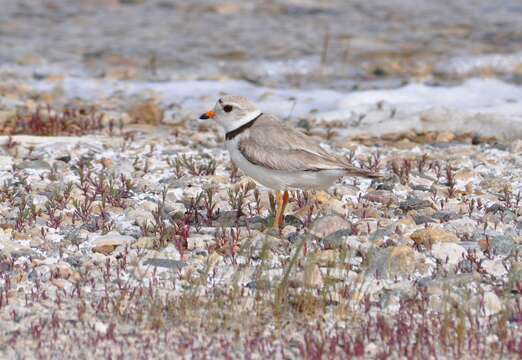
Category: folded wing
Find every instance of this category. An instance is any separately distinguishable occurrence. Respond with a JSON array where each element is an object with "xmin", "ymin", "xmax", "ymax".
[{"xmin": 238, "ymin": 121, "xmax": 380, "ymax": 178}]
